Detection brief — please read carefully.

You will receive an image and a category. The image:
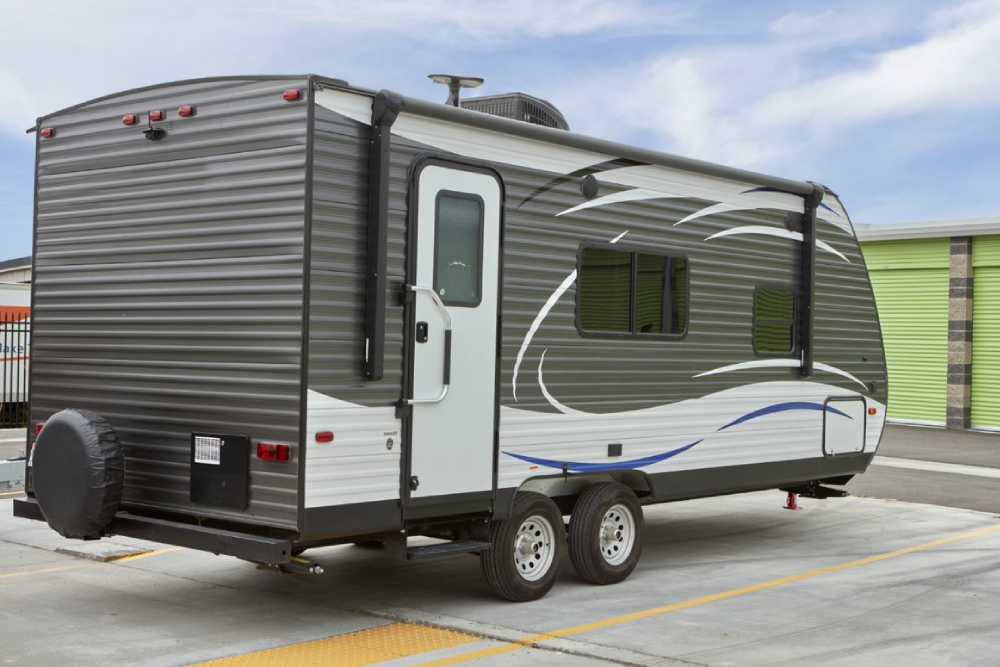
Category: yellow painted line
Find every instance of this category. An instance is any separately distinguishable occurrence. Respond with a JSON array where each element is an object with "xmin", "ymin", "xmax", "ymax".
[
  {"xmin": 414, "ymin": 522, "xmax": 1000, "ymax": 667},
  {"xmin": 0, "ymin": 564, "xmax": 83, "ymax": 580},
  {"xmin": 108, "ymin": 547, "xmax": 185, "ymax": 563},
  {"xmin": 0, "ymin": 491, "xmax": 25, "ymax": 498},
  {"xmin": 193, "ymin": 622, "xmax": 480, "ymax": 667}
]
